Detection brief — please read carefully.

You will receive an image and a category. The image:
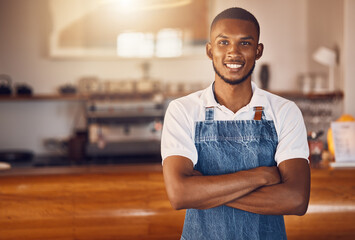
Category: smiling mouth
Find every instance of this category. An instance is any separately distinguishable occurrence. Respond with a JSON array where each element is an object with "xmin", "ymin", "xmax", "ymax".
[{"xmin": 225, "ymin": 63, "xmax": 243, "ymax": 70}]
